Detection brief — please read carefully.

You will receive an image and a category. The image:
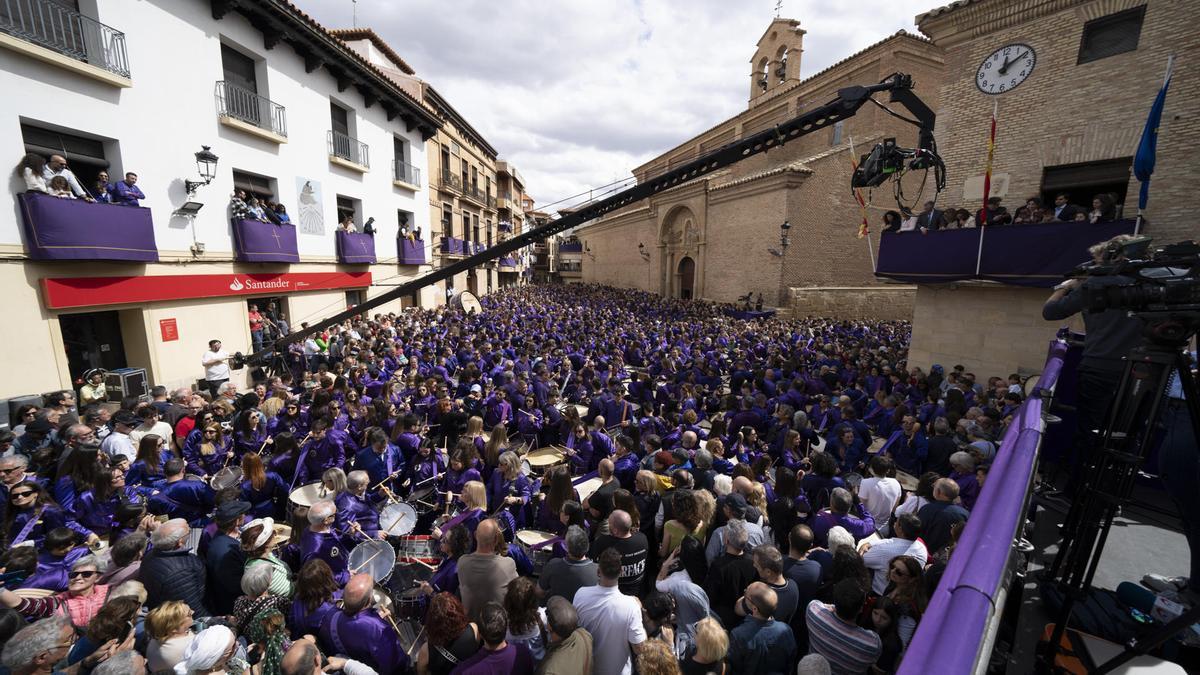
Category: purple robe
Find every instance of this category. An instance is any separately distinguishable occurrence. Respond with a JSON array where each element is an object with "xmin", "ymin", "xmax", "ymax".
[
  {"xmin": 429, "ymin": 557, "xmax": 459, "ymax": 595},
  {"xmin": 486, "ymin": 473, "xmax": 531, "ymax": 529},
  {"xmin": 289, "ymin": 590, "xmax": 342, "ymax": 640},
  {"xmin": 335, "ymin": 492, "xmax": 380, "ymax": 537},
  {"xmin": 319, "ymin": 609, "xmax": 409, "ymax": 675},
  {"xmin": 300, "ymin": 434, "xmax": 347, "ymax": 485},
  {"xmin": 301, "ymin": 529, "xmax": 351, "ymax": 585}
]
